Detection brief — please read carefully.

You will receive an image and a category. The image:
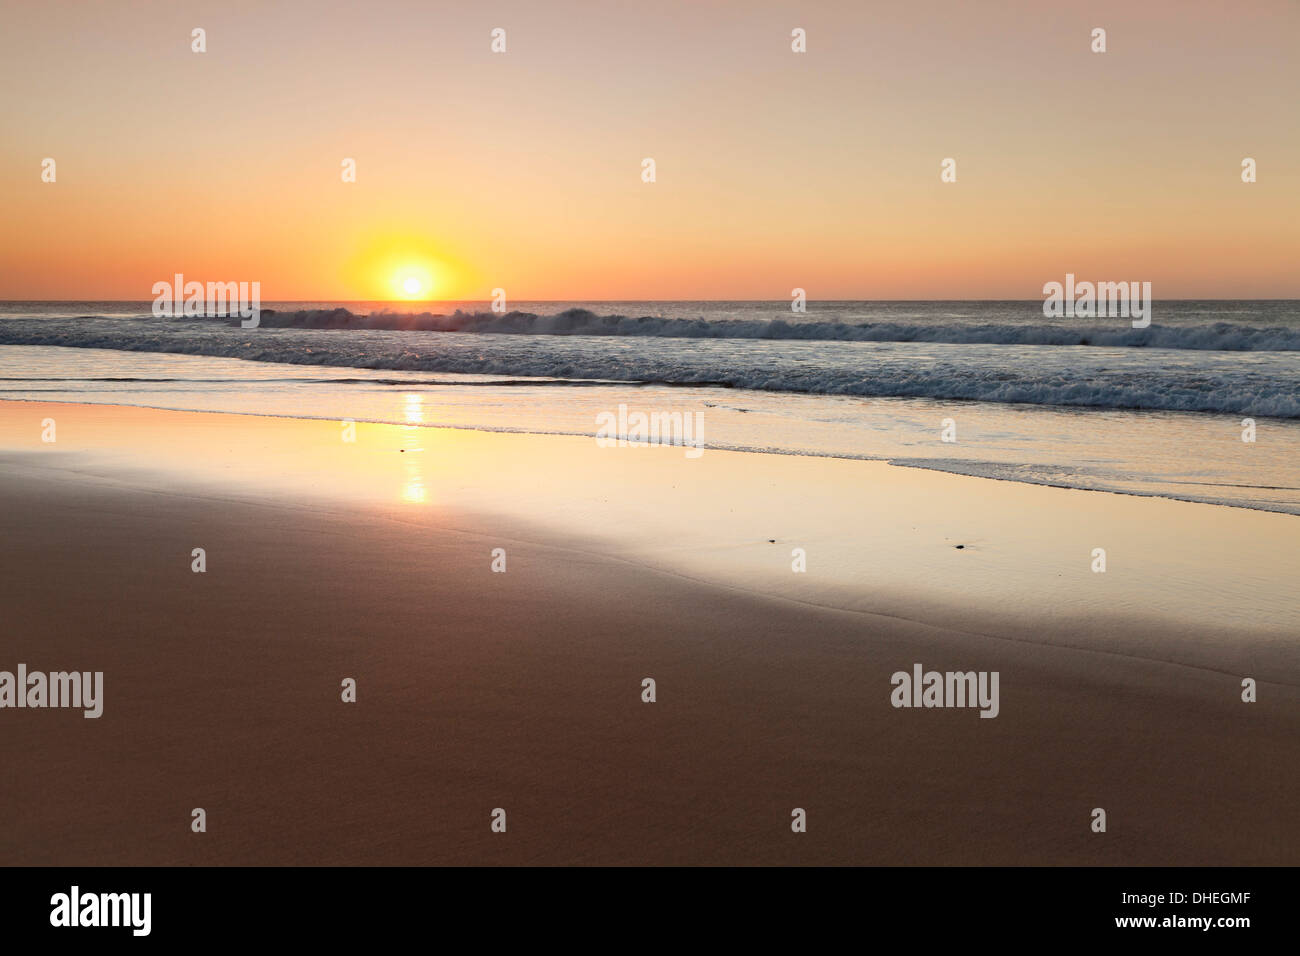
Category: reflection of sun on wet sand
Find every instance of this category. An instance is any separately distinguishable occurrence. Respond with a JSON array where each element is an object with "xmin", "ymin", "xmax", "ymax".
[
  {"xmin": 400, "ymin": 393, "xmax": 428, "ymax": 504},
  {"xmin": 1, "ymin": 400, "xmax": 1296, "ymax": 865}
]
